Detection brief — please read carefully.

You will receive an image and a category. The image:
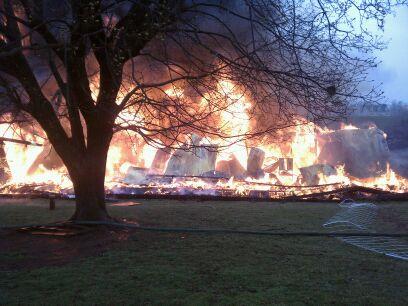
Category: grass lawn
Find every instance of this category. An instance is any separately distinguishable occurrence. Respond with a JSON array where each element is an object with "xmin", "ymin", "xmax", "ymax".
[{"xmin": 0, "ymin": 199, "xmax": 407, "ymax": 305}]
